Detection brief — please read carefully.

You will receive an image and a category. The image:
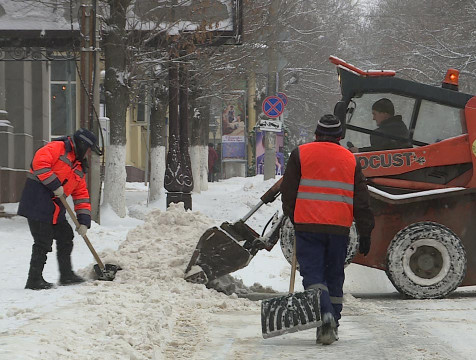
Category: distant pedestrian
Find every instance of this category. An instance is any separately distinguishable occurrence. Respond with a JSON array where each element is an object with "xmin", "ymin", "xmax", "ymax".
[
  {"xmin": 208, "ymin": 143, "xmax": 218, "ymax": 182},
  {"xmin": 281, "ymin": 114, "xmax": 374, "ymax": 345},
  {"xmin": 18, "ymin": 128, "xmax": 102, "ymax": 290}
]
